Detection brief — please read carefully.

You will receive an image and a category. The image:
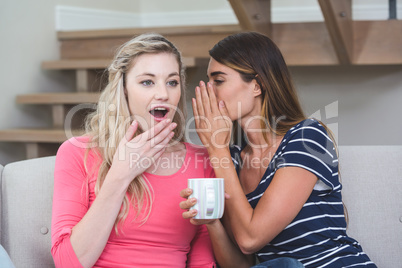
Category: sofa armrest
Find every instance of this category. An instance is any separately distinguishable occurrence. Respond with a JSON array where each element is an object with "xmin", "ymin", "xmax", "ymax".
[
  {"xmin": 1, "ymin": 156, "xmax": 56, "ymax": 268},
  {"xmin": 339, "ymin": 146, "xmax": 402, "ymax": 268}
]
